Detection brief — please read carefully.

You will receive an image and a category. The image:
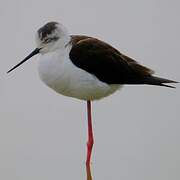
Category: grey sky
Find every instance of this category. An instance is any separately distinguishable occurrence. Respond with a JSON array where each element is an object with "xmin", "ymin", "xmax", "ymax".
[{"xmin": 0, "ymin": 0, "xmax": 179, "ymax": 179}]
